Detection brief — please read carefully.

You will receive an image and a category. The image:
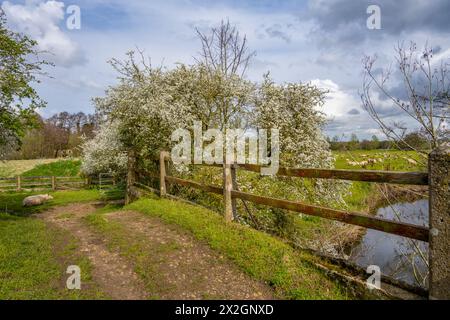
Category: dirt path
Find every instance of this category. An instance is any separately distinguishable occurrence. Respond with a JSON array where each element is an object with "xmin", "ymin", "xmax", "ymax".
[
  {"xmin": 39, "ymin": 203, "xmax": 274, "ymax": 300},
  {"xmin": 105, "ymin": 210, "xmax": 274, "ymax": 299},
  {"xmin": 39, "ymin": 203, "xmax": 148, "ymax": 299}
]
